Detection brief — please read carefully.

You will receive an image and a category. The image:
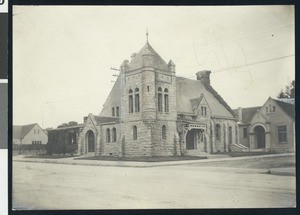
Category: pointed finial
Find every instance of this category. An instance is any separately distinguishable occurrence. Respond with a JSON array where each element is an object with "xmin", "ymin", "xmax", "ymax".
[{"xmin": 146, "ymin": 28, "xmax": 149, "ymax": 42}]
